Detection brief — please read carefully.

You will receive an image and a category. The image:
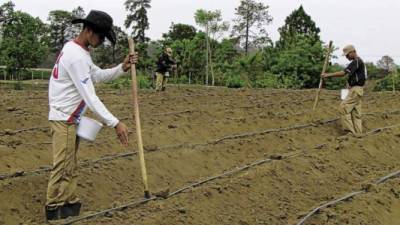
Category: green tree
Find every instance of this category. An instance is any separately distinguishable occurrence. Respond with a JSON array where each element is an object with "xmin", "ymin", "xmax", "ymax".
[
  {"xmin": 125, "ymin": 0, "xmax": 151, "ymax": 43},
  {"xmin": 162, "ymin": 23, "xmax": 197, "ymax": 43},
  {"xmin": 271, "ymin": 36, "xmax": 325, "ymax": 88},
  {"xmin": 166, "ymin": 32, "xmax": 207, "ymax": 84},
  {"xmin": 195, "ymin": 9, "xmax": 229, "ymax": 85},
  {"xmin": 47, "ymin": 10, "xmax": 75, "ymax": 52},
  {"xmin": 112, "ymin": 26, "xmax": 129, "ymax": 63},
  {"xmin": 377, "ymin": 55, "xmax": 395, "ymax": 74},
  {"xmin": 0, "ymin": 1, "xmax": 15, "ymax": 80},
  {"xmin": 272, "ymin": 6, "xmax": 325, "ymax": 88},
  {"xmin": 70, "ymin": 6, "xmax": 86, "ymax": 37},
  {"xmin": 92, "ymin": 25, "xmax": 128, "ymax": 67},
  {"xmin": 195, "ymin": 9, "xmax": 213, "ymax": 85},
  {"xmin": 71, "ymin": 6, "xmax": 85, "ymax": 19},
  {"xmin": 0, "ymin": 1, "xmax": 14, "ymax": 29},
  {"xmin": 324, "ymin": 63, "xmax": 347, "ymax": 90},
  {"xmin": 232, "ymin": 0, "xmax": 273, "ymax": 54},
  {"xmin": 230, "ymin": 52, "xmax": 263, "ymax": 86},
  {"xmin": 213, "ymin": 38, "xmax": 239, "ymax": 85},
  {"xmin": 365, "ymin": 62, "xmax": 385, "ymax": 79},
  {"xmin": 277, "ymin": 5, "xmax": 321, "ymax": 49},
  {"xmin": 0, "ymin": 10, "xmax": 49, "ymax": 79}
]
